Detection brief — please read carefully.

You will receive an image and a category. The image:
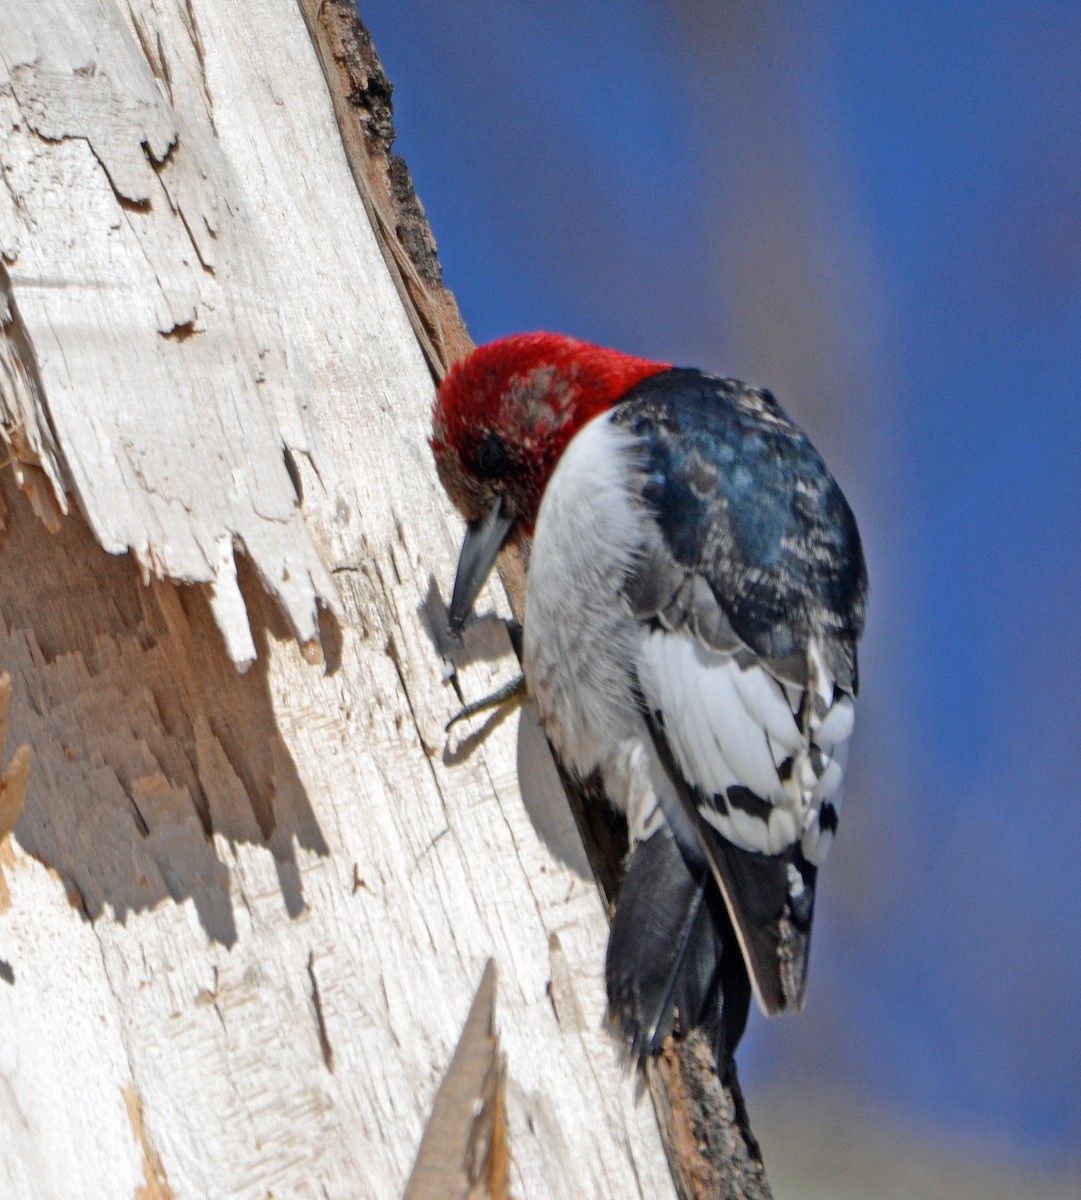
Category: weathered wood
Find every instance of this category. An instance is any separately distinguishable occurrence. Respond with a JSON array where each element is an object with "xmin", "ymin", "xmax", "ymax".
[
  {"xmin": 295, "ymin": 15, "xmax": 777, "ymax": 1191},
  {"xmin": 298, "ymin": 0, "xmax": 474, "ymax": 383},
  {"xmin": 652, "ymin": 1043, "xmax": 773, "ymax": 1200},
  {"xmin": 0, "ymin": 675, "xmax": 30, "ymax": 843},
  {"xmin": 0, "ymin": 2, "xmax": 679, "ymax": 1197},
  {"xmin": 403, "ymin": 960, "xmax": 508, "ymax": 1200},
  {"xmin": 0, "ymin": 0, "xmax": 339, "ymax": 668}
]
